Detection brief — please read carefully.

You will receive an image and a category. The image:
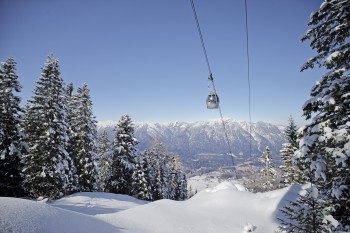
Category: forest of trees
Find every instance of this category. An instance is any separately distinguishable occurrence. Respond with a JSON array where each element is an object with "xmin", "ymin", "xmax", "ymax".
[{"xmin": 0, "ymin": 54, "xmax": 187, "ymax": 201}]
